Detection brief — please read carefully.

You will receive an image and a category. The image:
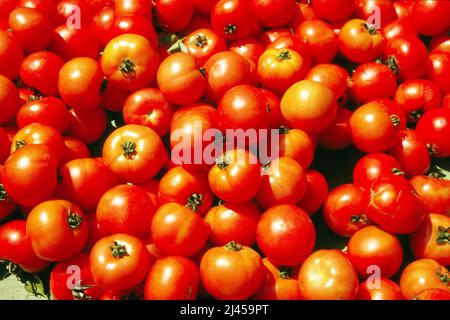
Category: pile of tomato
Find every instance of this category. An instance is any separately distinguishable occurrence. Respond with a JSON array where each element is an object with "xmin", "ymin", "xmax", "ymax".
[{"xmin": 0, "ymin": 0, "xmax": 449, "ymax": 301}]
